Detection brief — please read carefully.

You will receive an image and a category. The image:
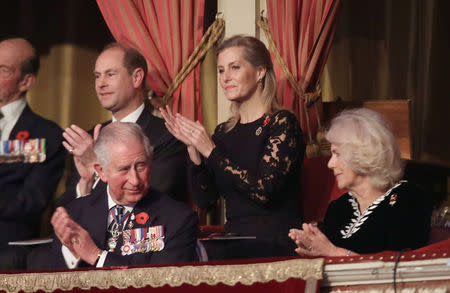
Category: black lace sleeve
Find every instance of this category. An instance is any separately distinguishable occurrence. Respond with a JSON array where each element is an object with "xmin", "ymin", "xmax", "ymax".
[
  {"xmin": 189, "ymin": 123, "xmax": 227, "ymax": 209},
  {"xmin": 189, "ymin": 160, "xmax": 220, "ymax": 209},
  {"xmin": 206, "ymin": 110, "xmax": 304, "ymax": 205}
]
